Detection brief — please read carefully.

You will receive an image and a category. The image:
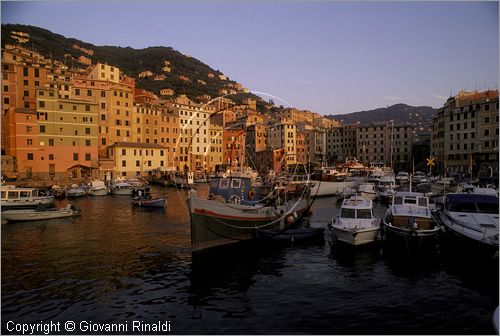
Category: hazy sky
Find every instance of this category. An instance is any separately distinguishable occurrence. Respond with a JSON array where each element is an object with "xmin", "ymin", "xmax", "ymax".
[{"xmin": 2, "ymin": 1, "xmax": 498, "ymax": 115}]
